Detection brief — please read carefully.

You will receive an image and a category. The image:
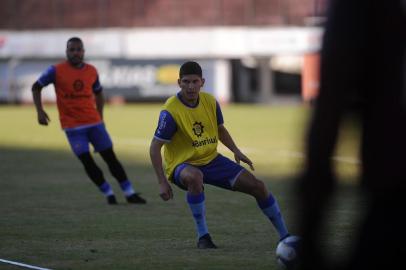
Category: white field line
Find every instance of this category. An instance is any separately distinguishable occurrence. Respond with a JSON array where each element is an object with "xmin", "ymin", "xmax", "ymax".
[
  {"xmin": 0, "ymin": 258, "xmax": 53, "ymax": 270},
  {"xmin": 10, "ymin": 136, "xmax": 360, "ymax": 165},
  {"xmin": 277, "ymin": 150, "xmax": 360, "ymax": 165},
  {"xmin": 332, "ymin": 156, "xmax": 360, "ymax": 165},
  {"xmin": 114, "ymin": 137, "xmax": 360, "ymax": 165},
  {"xmin": 113, "ymin": 137, "xmax": 151, "ymax": 147}
]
